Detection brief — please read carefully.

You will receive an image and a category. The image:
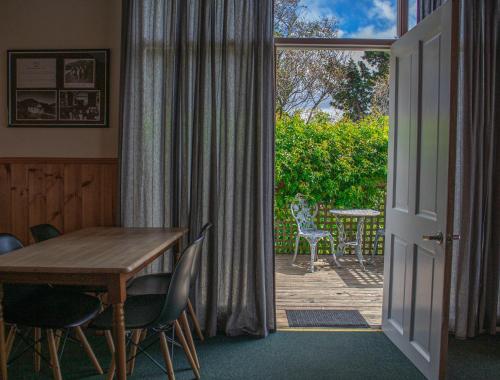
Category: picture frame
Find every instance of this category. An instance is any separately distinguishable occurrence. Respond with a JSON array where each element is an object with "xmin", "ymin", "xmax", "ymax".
[{"xmin": 7, "ymin": 49, "xmax": 109, "ymax": 128}]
